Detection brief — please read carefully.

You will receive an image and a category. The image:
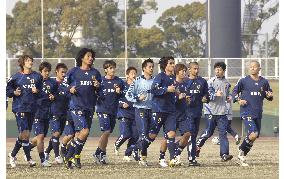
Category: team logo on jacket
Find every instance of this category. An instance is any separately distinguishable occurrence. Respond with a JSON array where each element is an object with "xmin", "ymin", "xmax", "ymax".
[
  {"xmin": 197, "ymin": 85, "xmax": 201, "ymax": 89},
  {"xmin": 140, "ymin": 112, "xmax": 144, "ymax": 117}
]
